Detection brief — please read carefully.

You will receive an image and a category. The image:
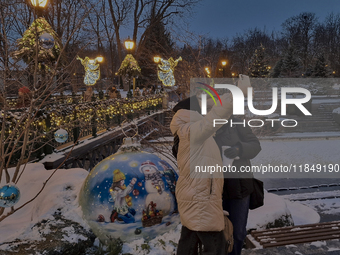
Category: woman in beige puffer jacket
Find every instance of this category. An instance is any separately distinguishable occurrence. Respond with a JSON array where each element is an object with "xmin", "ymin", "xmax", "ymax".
[{"xmin": 170, "ymin": 93, "xmax": 233, "ymax": 254}]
